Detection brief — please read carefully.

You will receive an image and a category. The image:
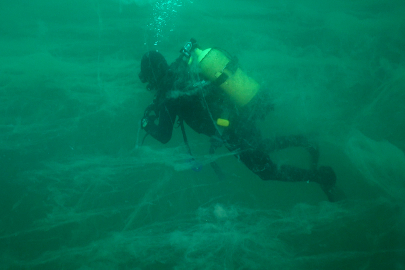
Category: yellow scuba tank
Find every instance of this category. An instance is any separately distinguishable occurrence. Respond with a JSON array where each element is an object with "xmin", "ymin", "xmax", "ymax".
[{"xmin": 189, "ymin": 46, "xmax": 260, "ymax": 107}]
